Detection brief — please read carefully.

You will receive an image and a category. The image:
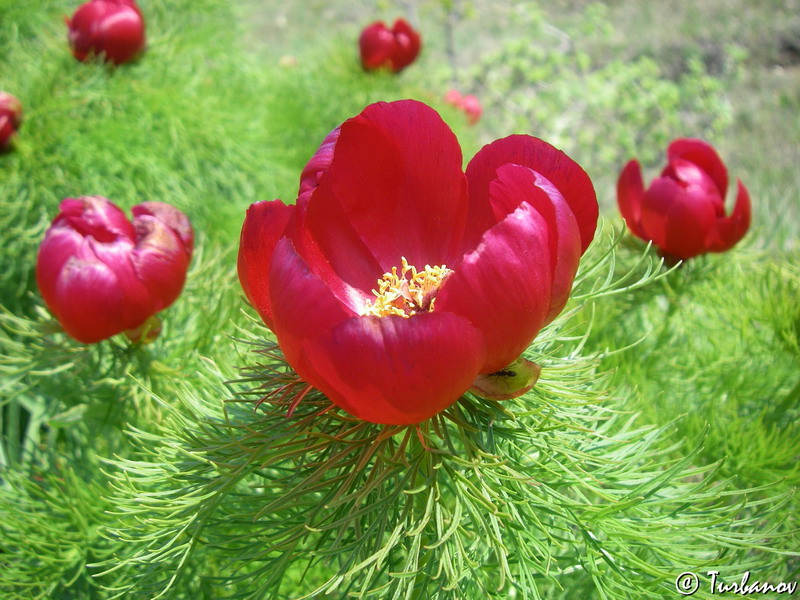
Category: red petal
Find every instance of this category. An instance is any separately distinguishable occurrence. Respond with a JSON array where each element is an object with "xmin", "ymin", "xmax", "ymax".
[
  {"xmin": 85, "ymin": 235, "xmax": 156, "ymax": 330},
  {"xmin": 237, "ymin": 200, "xmax": 295, "ymax": 330},
  {"xmin": 638, "ymin": 177, "xmax": 673, "ymax": 248},
  {"xmin": 269, "ymin": 237, "xmax": 355, "ymax": 367},
  {"xmin": 0, "ymin": 116, "xmax": 14, "ymax": 150},
  {"xmin": 56, "ymin": 196, "xmax": 135, "ymax": 242},
  {"xmin": 436, "ymin": 199, "xmax": 552, "ymax": 374},
  {"xmin": 0, "ymin": 92, "xmax": 23, "ymax": 129},
  {"xmin": 662, "ymin": 158, "xmax": 725, "ymax": 216},
  {"xmin": 480, "ymin": 164, "xmax": 580, "ymax": 323},
  {"xmin": 667, "ymin": 138, "xmax": 729, "ymax": 199},
  {"xmin": 358, "ymin": 22, "xmax": 394, "ymax": 70},
  {"xmin": 293, "ymin": 126, "xmax": 379, "ymax": 308},
  {"xmin": 464, "ymin": 134, "xmax": 597, "ymax": 255},
  {"xmin": 36, "ymin": 226, "xmax": 86, "ymax": 314},
  {"xmin": 53, "ymin": 255, "xmax": 127, "ymax": 343},
  {"xmin": 298, "ymin": 126, "xmax": 340, "ymax": 205},
  {"xmin": 663, "ymin": 203, "xmax": 717, "ymax": 260},
  {"xmin": 390, "ymin": 18, "xmax": 421, "ymax": 72},
  {"xmin": 95, "ymin": 6, "xmax": 145, "ymax": 64},
  {"xmin": 521, "ymin": 168, "xmax": 582, "ymax": 323},
  {"xmin": 640, "ymin": 178, "xmax": 717, "ymax": 259},
  {"xmin": 315, "ymin": 99, "xmax": 468, "ymax": 270},
  {"xmin": 708, "ymin": 179, "xmax": 751, "ymax": 252},
  {"xmin": 296, "ymin": 177, "xmax": 384, "ymax": 309},
  {"xmin": 616, "ymin": 159, "xmax": 648, "ymax": 239},
  {"xmin": 298, "ymin": 313, "xmax": 485, "ymax": 425},
  {"xmin": 67, "ymin": 1, "xmax": 108, "ymax": 59},
  {"xmin": 132, "ymin": 201, "xmax": 194, "ymax": 257},
  {"xmin": 130, "ymin": 215, "xmax": 190, "ymax": 311}
]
